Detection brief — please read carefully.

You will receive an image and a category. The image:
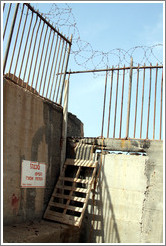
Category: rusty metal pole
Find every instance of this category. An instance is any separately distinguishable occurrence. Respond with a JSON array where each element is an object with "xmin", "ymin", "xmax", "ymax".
[
  {"xmin": 49, "ymin": 35, "xmax": 62, "ymax": 100},
  {"xmin": 31, "ymin": 21, "xmax": 45, "ymax": 87},
  {"xmin": 9, "ymin": 4, "xmax": 24, "ymax": 76},
  {"xmin": 45, "ymin": 34, "xmax": 59, "ymax": 98},
  {"xmin": 14, "ymin": 6, "xmax": 29, "ymax": 77},
  {"xmin": 3, "ymin": 3, "xmax": 12, "ymax": 40},
  {"xmin": 153, "ymin": 63, "xmax": 158, "ymax": 139},
  {"xmin": 140, "ymin": 64, "xmax": 146, "ymax": 139},
  {"xmin": 60, "ymin": 72, "xmax": 70, "ymax": 172},
  {"xmin": 3, "ymin": 3, "xmax": 19, "ymax": 74},
  {"xmin": 107, "ymin": 67, "xmax": 114, "ymax": 138},
  {"xmin": 52, "ymin": 38, "xmax": 65, "ymax": 102},
  {"xmin": 126, "ymin": 57, "xmax": 133, "ymax": 139},
  {"xmin": 159, "ymin": 70, "xmax": 163, "ymax": 140},
  {"xmin": 119, "ymin": 65, "xmax": 125, "ymax": 138},
  {"xmin": 133, "ymin": 64, "xmax": 140, "ymax": 138},
  {"xmin": 59, "ymin": 35, "xmax": 73, "ymax": 105},
  {"xmin": 113, "ymin": 67, "xmax": 119, "ymax": 138},
  {"xmin": 101, "ymin": 69, "xmax": 108, "ymax": 138},
  {"xmin": 146, "ymin": 64, "xmax": 152, "ymax": 139},
  {"xmin": 42, "ymin": 31, "xmax": 55, "ymax": 96},
  {"xmin": 35, "ymin": 25, "xmax": 48, "ymax": 91},
  {"xmin": 56, "ymin": 41, "xmax": 68, "ymax": 103}
]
